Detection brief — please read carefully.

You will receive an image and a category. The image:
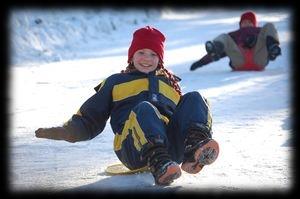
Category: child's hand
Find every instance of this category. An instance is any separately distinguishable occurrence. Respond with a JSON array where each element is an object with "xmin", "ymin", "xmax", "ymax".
[
  {"xmin": 190, "ymin": 60, "xmax": 204, "ymax": 71},
  {"xmin": 35, "ymin": 127, "xmax": 67, "ymax": 140},
  {"xmin": 35, "ymin": 127, "xmax": 78, "ymax": 143},
  {"xmin": 243, "ymin": 35, "xmax": 257, "ymax": 49},
  {"xmin": 35, "ymin": 127, "xmax": 58, "ymax": 139},
  {"xmin": 35, "ymin": 128, "xmax": 50, "ymax": 138}
]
